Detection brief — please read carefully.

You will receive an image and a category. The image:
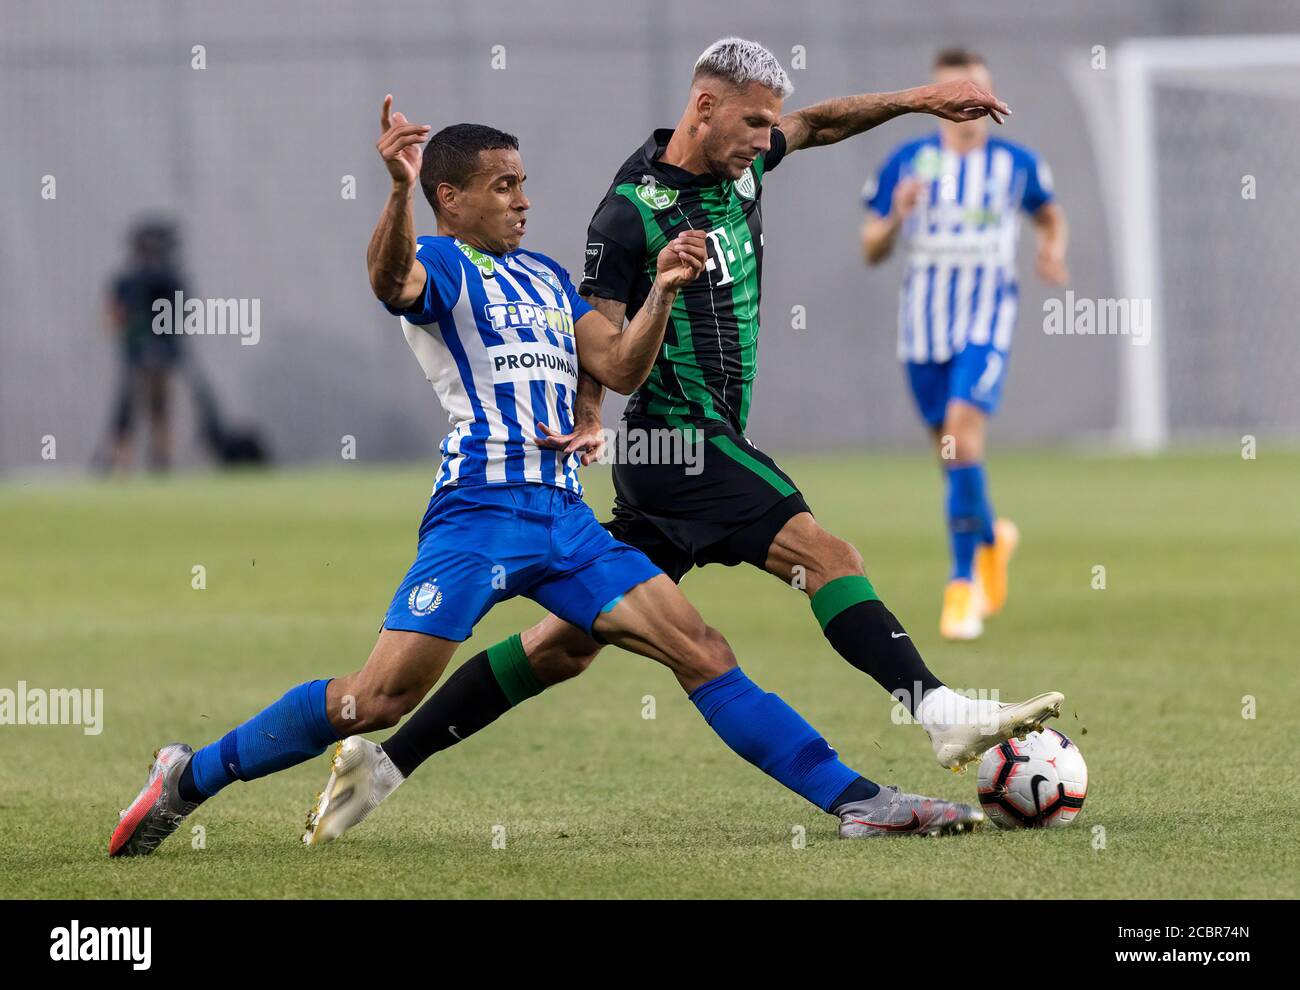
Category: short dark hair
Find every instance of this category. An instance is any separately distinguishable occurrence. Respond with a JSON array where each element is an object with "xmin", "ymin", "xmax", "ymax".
[
  {"xmin": 420, "ymin": 123, "xmax": 519, "ymax": 214},
  {"xmin": 933, "ymin": 47, "xmax": 986, "ymax": 70}
]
